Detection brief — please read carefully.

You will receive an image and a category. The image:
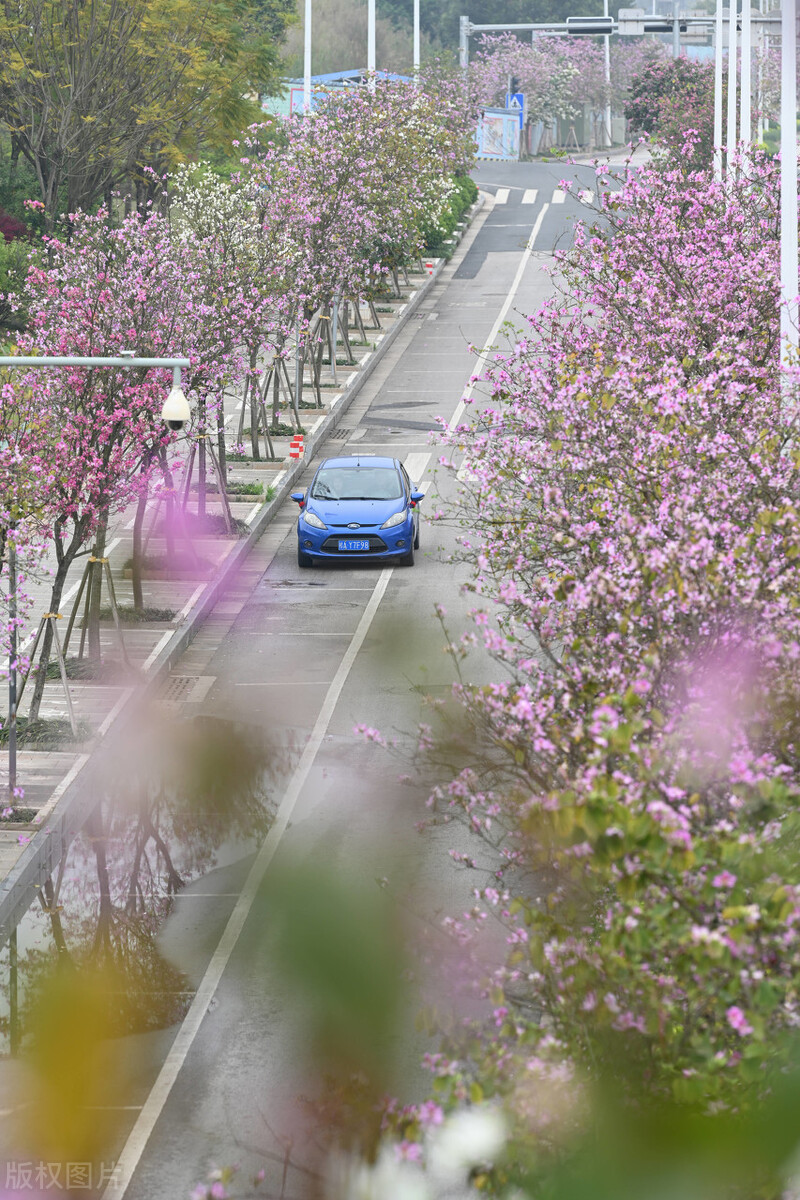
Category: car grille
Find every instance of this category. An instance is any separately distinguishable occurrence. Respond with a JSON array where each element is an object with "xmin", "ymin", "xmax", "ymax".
[{"xmin": 322, "ymin": 535, "xmax": 388, "ymax": 554}]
